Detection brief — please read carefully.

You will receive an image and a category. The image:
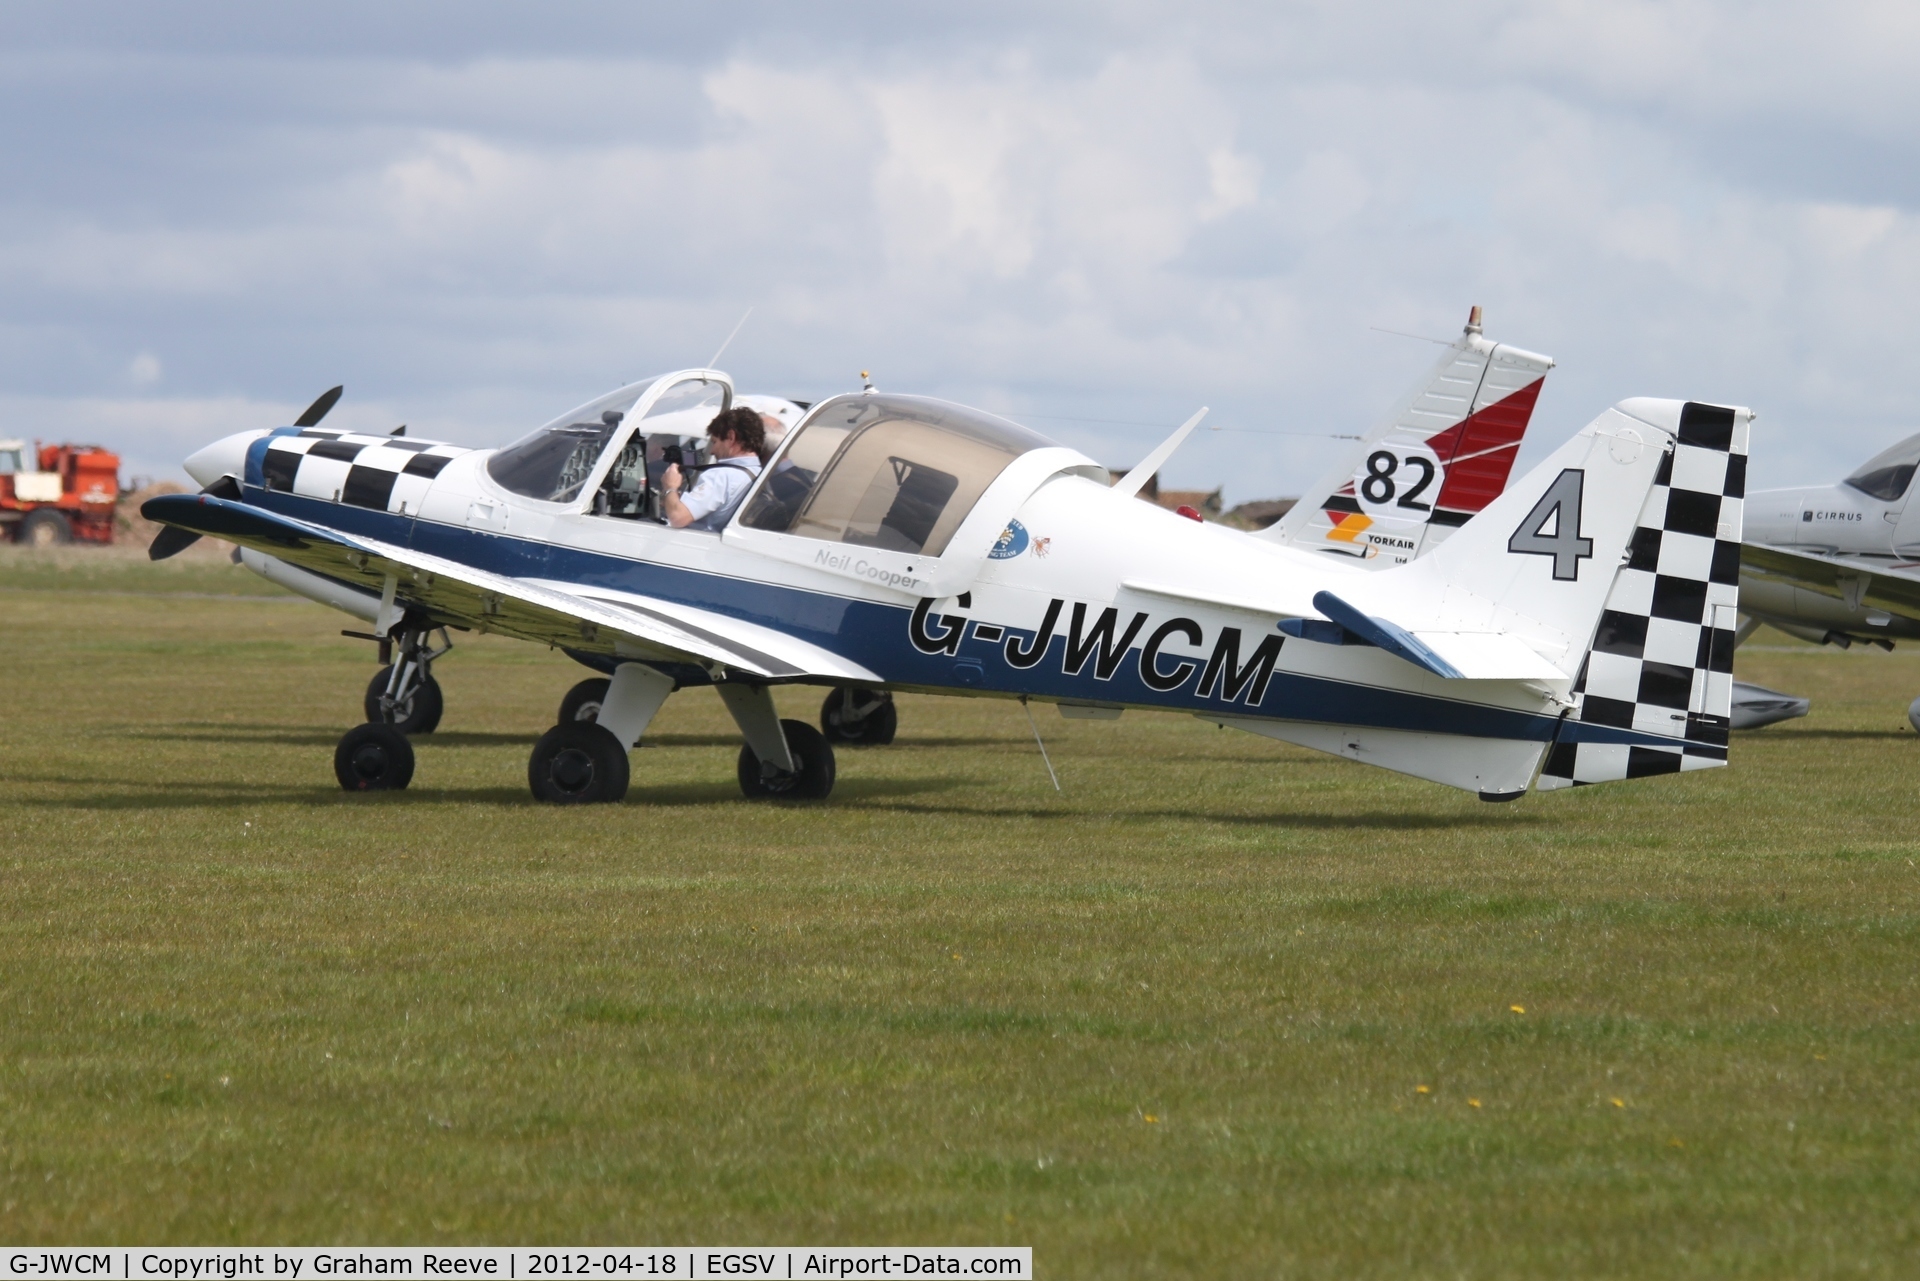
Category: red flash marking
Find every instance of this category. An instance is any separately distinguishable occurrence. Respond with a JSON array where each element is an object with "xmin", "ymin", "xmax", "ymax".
[{"xmin": 1428, "ymin": 378, "xmax": 1543, "ymax": 515}]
